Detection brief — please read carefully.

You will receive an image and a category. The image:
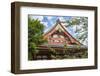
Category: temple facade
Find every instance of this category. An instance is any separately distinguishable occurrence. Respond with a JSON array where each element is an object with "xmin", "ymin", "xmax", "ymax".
[
  {"xmin": 43, "ymin": 19, "xmax": 81, "ymax": 46},
  {"xmin": 33, "ymin": 19, "xmax": 87, "ymax": 60}
]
